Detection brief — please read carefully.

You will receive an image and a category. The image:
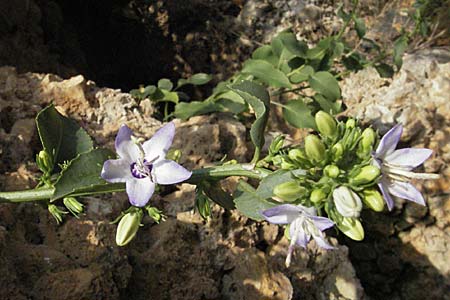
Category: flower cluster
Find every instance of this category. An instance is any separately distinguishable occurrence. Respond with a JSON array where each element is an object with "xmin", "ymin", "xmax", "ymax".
[{"xmin": 262, "ymin": 111, "xmax": 438, "ymax": 266}]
